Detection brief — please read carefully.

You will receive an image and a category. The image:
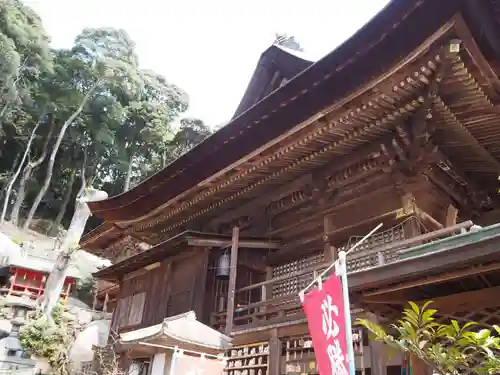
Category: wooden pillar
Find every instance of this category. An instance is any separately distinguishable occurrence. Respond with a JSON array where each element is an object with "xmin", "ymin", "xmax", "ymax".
[
  {"xmin": 411, "ymin": 354, "xmax": 431, "ymax": 375},
  {"xmin": 366, "ymin": 313, "xmax": 387, "ymax": 375},
  {"xmin": 225, "ymin": 226, "xmax": 240, "ymax": 336},
  {"xmin": 150, "ymin": 352, "xmax": 166, "ymax": 375},
  {"xmin": 118, "ymin": 351, "xmax": 132, "ymax": 374},
  {"xmin": 445, "ymin": 204, "xmax": 459, "ymax": 227},
  {"xmin": 39, "ymin": 275, "xmax": 46, "ymax": 299},
  {"xmin": 260, "ymin": 266, "xmax": 273, "ymax": 314},
  {"xmin": 63, "ymin": 281, "xmax": 72, "ymax": 301},
  {"xmin": 323, "ymin": 215, "xmax": 337, "ymax": 261},
  {"xmin": 103, "ymin": 293, "xmax": 109, "ymax": 313},
  {"xmin": 8, "ymin": 269, "xmax": 17, "ymax": 295},
  {"xmin": 265, "ymin": 267, "xmax": 273, "ymax": 298},
  {"xmin": 401, "ymin": 193, "xmax": 421, "ymax": 238},
  {"xmin": 268, "ymin": 328, "xmax": 281, "ymax": 375},
  {"xmin": 92, "ymin": 288, "xmax": 98, "ymax": 310}
]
